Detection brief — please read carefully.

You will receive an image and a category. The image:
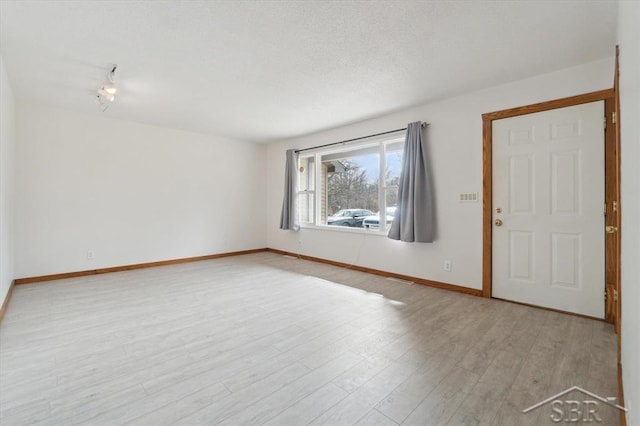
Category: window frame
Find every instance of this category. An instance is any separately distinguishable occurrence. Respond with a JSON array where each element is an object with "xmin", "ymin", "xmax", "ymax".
[
  {"xmin": 296, "ymin": 156, "xmax": 316, "ymax": 224},
  {"xmin": 297, "ymin": 133, "xmax": 405, "ymax": 234}
]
